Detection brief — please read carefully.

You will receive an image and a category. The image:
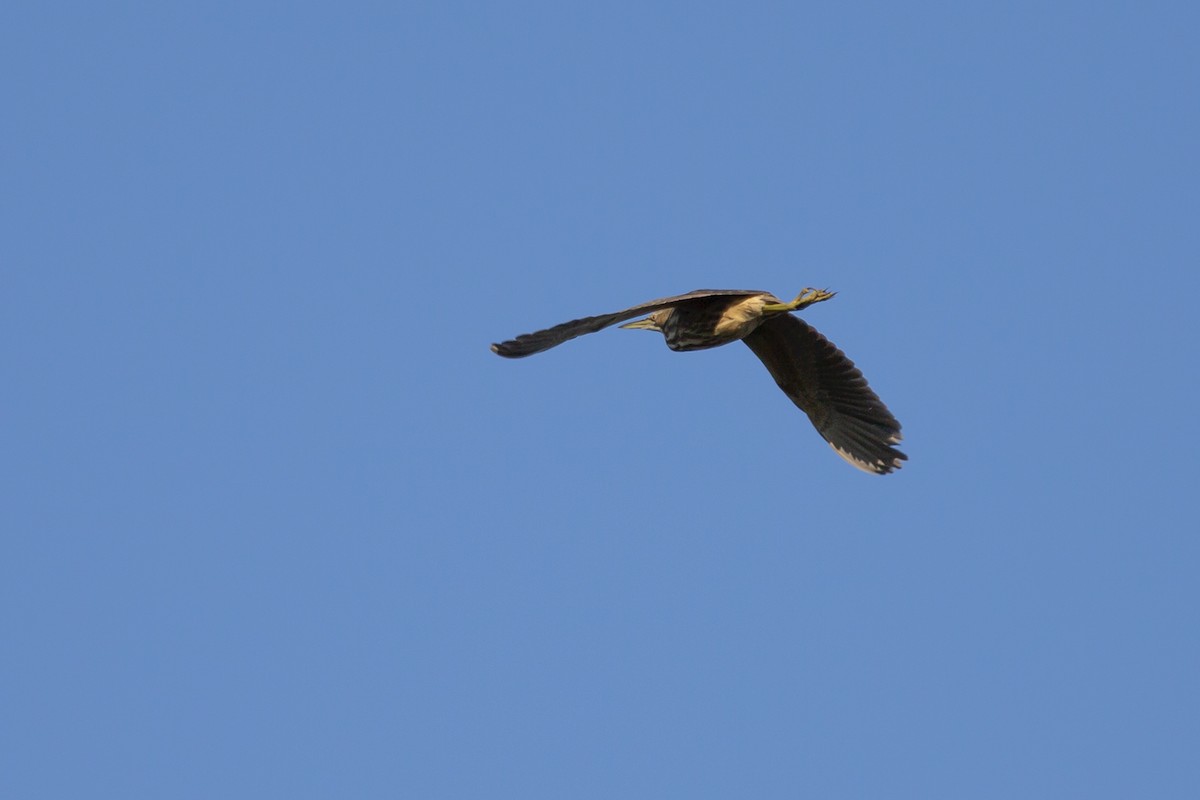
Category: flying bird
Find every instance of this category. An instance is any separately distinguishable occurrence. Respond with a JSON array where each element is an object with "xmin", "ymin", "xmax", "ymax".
[{"xmin": 491, "ymin": 288, "xmax": 905, "ymax": 474}]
